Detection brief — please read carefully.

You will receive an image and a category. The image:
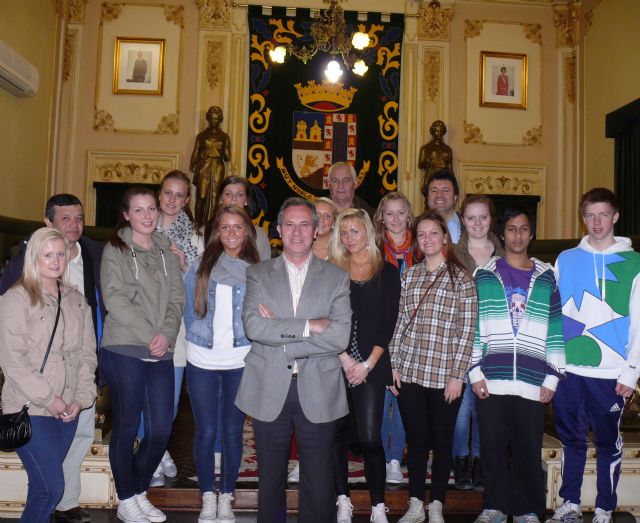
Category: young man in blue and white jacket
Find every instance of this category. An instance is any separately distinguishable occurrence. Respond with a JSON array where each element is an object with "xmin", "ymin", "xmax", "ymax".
[
  {"xmin": 547, "ymin": 188, "xmax": 640, "ymax": 523},
  {"xmin": 470, "ymin": 205, "xmax": 565, "ymax": 523}
]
